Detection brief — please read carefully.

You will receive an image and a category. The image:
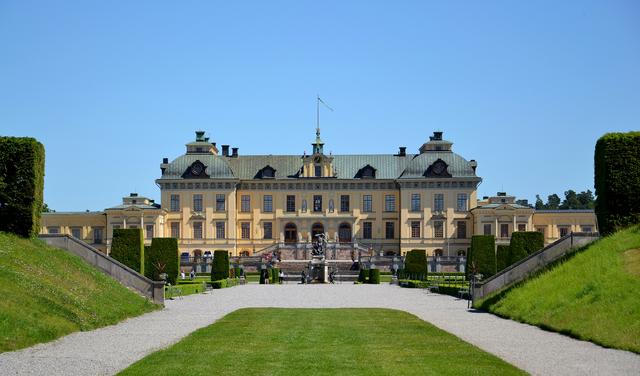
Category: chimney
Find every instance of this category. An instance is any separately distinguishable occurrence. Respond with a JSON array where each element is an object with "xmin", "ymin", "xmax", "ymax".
[
  {"xmin": 231, "ymin": 147, "xmax": 239, "ymax": 158},
  {"xmin": 130, "ymin": 193, "xmax": 138, "ymax": 197},
  {"xmin": 222, "ymin": 145, "xmax": 230, "ymax": 157},
  {"xmin": 399, "ymin": 146, "xmax": 406, "ymax": 156},
  {"xmin": 470, "ymin": 159, "xmax": 477, "ymax": 172},
  {"xmin": 195, "ymin": 130, "xmax": 205, "ymax": 142},
  {"xmin": 430, "ymin": 131, "xmax": 443, "ymax": 141},
  {"xmin": 161, "ymin": 157, "xmax": 169, "ymax": 174},
  {"xmin": 497, "ymin": 192, "xmax": 507, "ymax": 197}
]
